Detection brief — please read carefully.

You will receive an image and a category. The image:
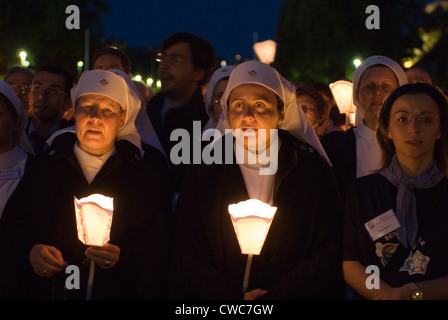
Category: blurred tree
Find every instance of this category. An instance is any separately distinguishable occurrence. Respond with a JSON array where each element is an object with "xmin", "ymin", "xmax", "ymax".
[
  {"xmin": 0, "ymin": 0, "xmax": 110, "ymax": 81},
  {"xmin": 413, "ymin": 1, "xmax": 448, "ymax": 89},
  {"xmin": 275, "ymin": 0, "xmax": 424, "ymax": 85}
]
